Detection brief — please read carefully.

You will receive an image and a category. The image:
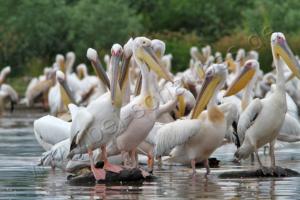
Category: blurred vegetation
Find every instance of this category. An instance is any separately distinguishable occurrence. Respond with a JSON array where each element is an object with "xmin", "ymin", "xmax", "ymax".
[{"xmin": 1, "ymin": 0, "xmax": 300, "ymax": 89}]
